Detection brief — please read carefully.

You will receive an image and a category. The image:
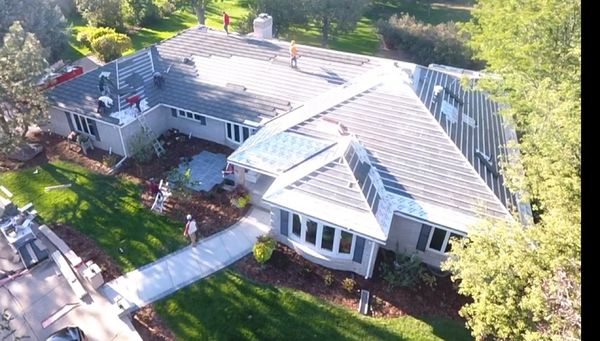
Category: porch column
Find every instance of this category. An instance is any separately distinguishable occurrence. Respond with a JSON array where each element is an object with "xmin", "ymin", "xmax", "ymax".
[{"xmin": 234, "ymin": 166, "xmax": 245, "ymax": 185}]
